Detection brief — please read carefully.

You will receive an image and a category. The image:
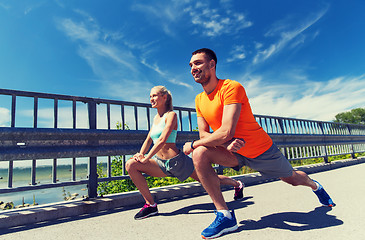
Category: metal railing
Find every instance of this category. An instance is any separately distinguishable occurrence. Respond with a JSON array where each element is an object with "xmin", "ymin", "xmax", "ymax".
[{"xmin": 1, "ymin": 88, "xmax": 365, "ymax": 200}]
